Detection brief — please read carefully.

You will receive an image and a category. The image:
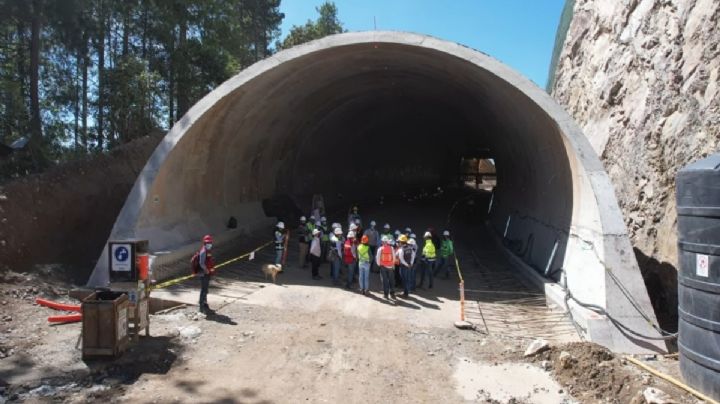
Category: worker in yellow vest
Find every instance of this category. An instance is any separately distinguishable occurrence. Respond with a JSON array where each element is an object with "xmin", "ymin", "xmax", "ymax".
[
  {"xmin": 357, "ymin": 235, "xmax": 372, "ymax": 295},
  {"xmin": 418, "ymin": 231, "xmax": 436, "ymax": 289}
]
